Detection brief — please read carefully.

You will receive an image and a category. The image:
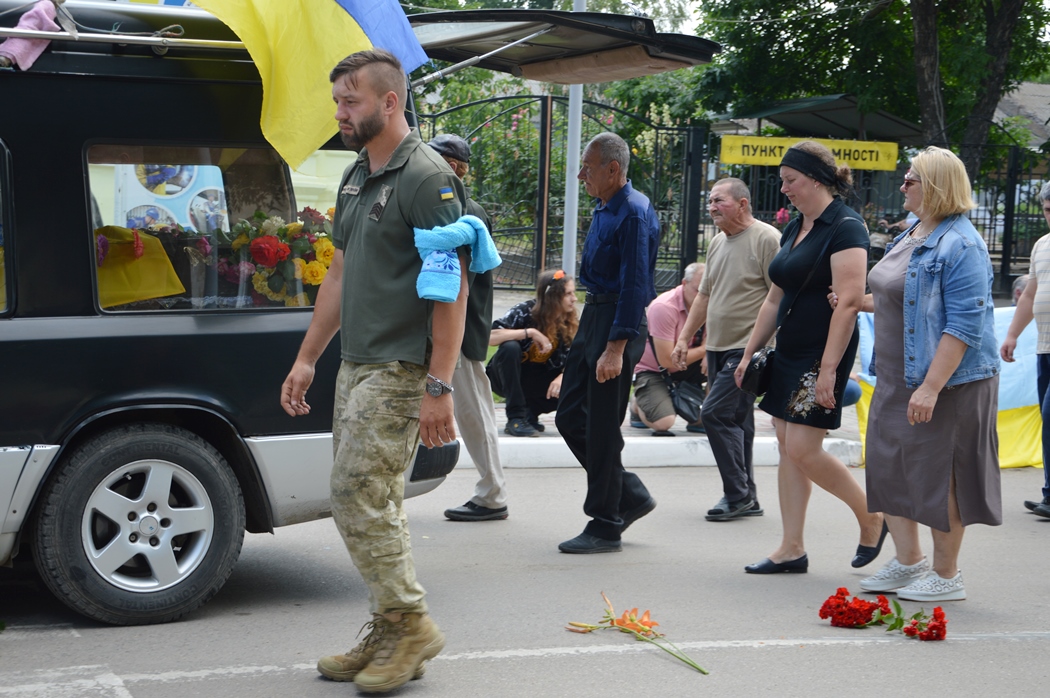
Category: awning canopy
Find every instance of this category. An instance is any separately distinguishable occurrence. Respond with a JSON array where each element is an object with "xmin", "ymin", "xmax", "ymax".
[
  {"xmin": 718, "ymin": 94, "xmax": 924, "ymax": 146},
  {"xmin": 410, "ymin": 9, "xmax": 720, "ymax": 85}
]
